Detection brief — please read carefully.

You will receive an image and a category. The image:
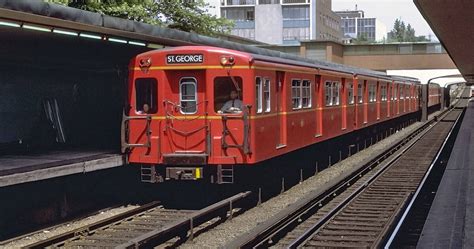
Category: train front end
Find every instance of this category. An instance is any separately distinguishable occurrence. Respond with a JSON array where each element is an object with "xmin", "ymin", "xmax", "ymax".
[{"xmin": 122, "ymin": 47, "xmax": 253, "ymax": 183}]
